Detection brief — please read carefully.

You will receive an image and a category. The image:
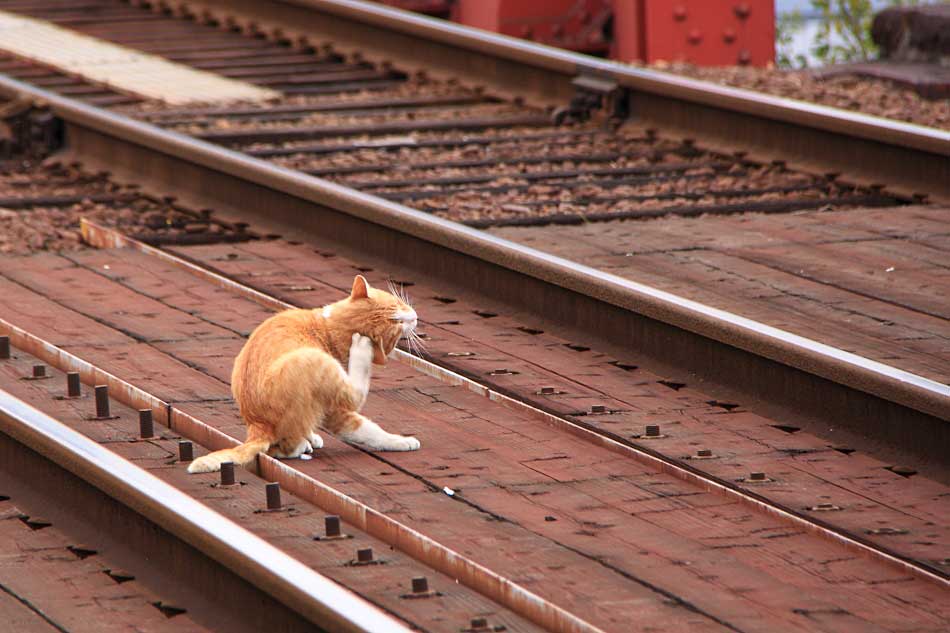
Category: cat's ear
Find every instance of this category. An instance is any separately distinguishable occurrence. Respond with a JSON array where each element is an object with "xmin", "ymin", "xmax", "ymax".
[{"xmin": 350, "ymin": 275, "xmax": 370, "ymax": 300}]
